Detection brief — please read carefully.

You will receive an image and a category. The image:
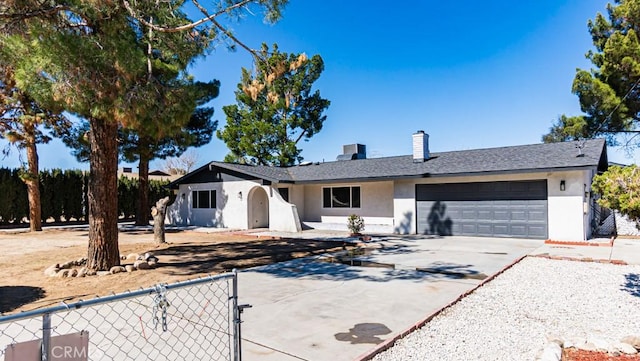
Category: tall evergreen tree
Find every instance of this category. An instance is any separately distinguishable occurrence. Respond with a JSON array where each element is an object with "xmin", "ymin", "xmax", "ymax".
[
  {"xmin": 0, "ymin": 1, "xmax": 288, "ymax": 270},
  {"xmin": 0, "ymin": 65, "xmax": 69, "ymax": 231},
  {"xmin": 120, "ymin": 81, "xmax": 219, "ymax": 226},
  {"xmin": 62, "ymin": 81, "xmax": 219, "ymax": 226},
  {"xmin": 543, "ymin": 0, "xmax": 640, "ymax": 146},
  {"xmin": 218, "ymin": 43, "xmax": 330, "ymax": 166}
]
